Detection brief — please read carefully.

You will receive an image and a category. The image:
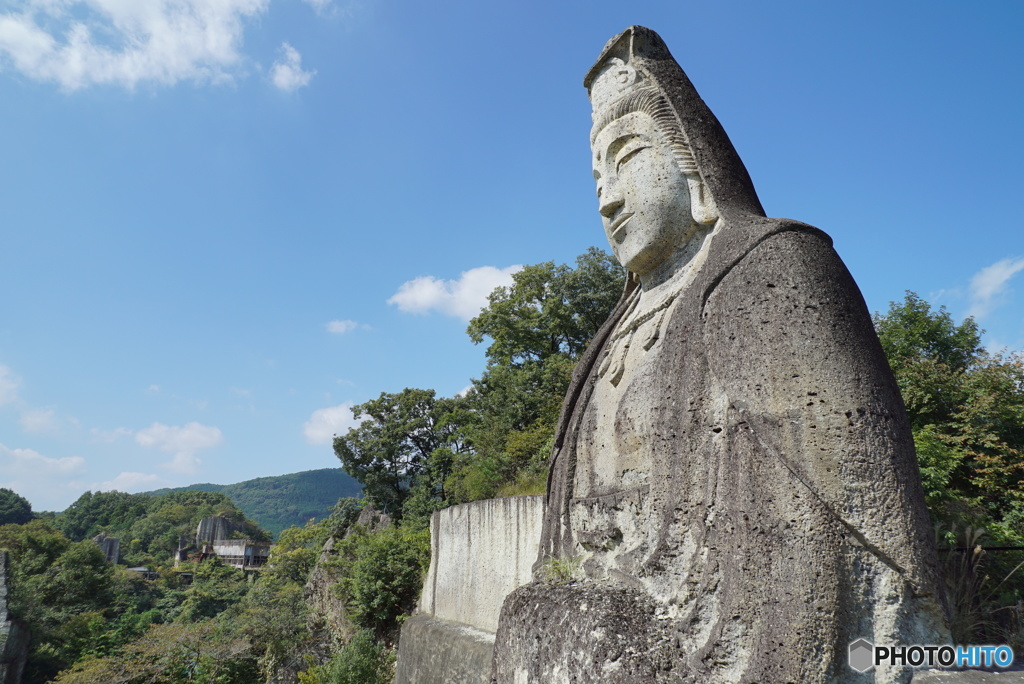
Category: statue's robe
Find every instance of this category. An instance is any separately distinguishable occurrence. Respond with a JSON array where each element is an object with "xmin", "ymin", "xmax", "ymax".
[{"xmin": 494, "ymin": 217, "xmax": 949, "ymax": 683}]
